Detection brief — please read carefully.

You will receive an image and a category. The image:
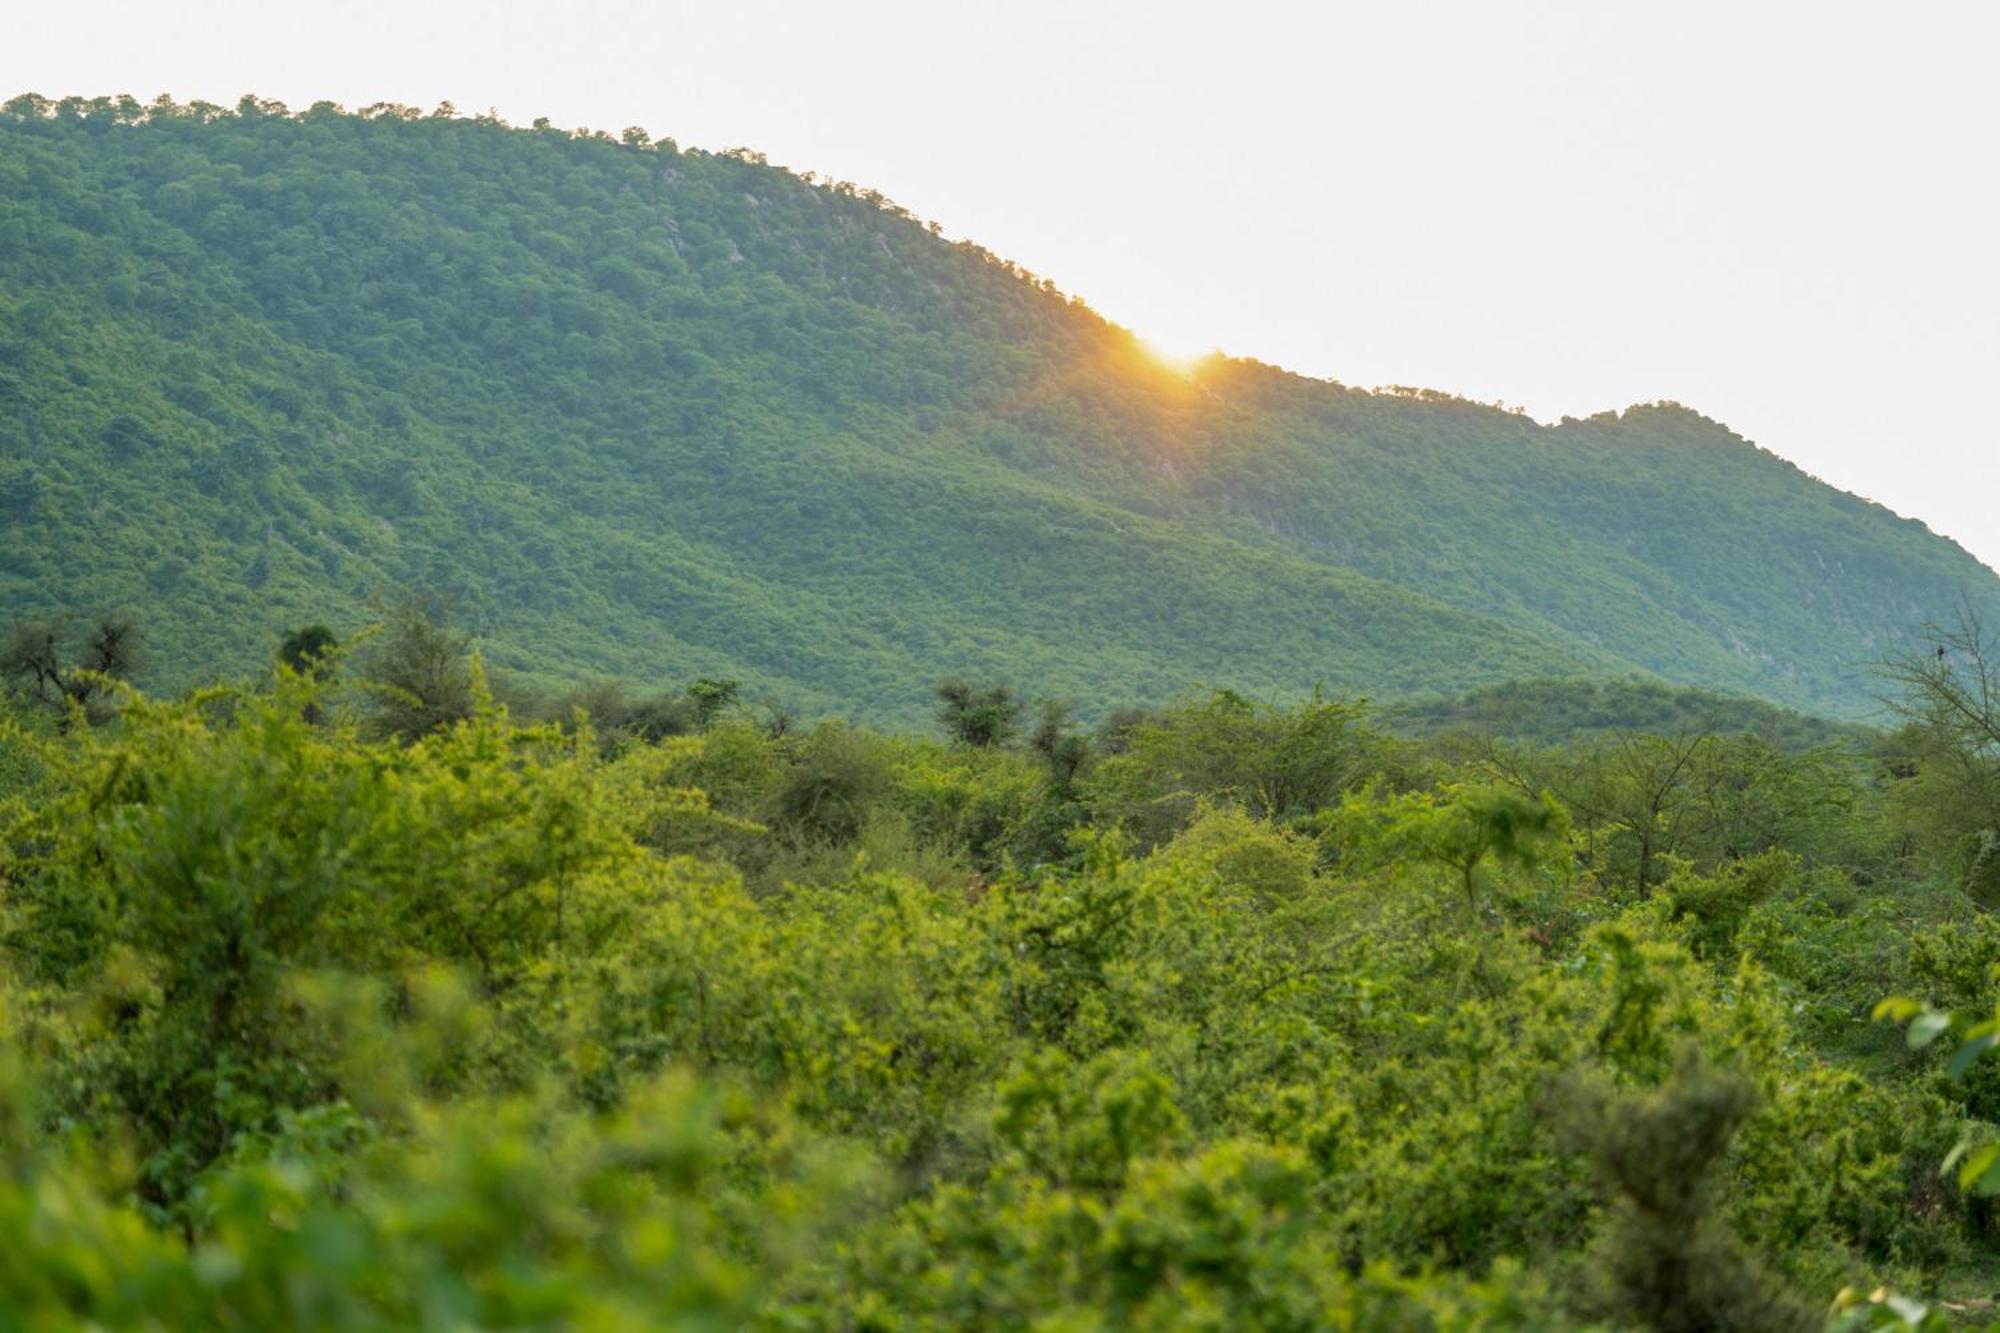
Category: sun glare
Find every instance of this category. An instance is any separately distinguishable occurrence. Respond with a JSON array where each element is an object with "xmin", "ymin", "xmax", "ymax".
[{"xmin": 1138, "ymin": 334, "xmax": 1215, "ymax": 373}]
